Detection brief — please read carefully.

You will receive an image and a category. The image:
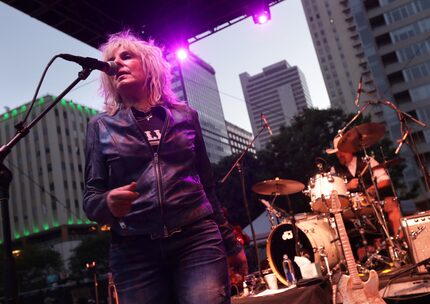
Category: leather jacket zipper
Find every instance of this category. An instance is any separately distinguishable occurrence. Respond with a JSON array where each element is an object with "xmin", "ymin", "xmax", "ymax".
[{"xmin": 153, "ymin": 152, "xmax": 165, "ymax": 225}]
